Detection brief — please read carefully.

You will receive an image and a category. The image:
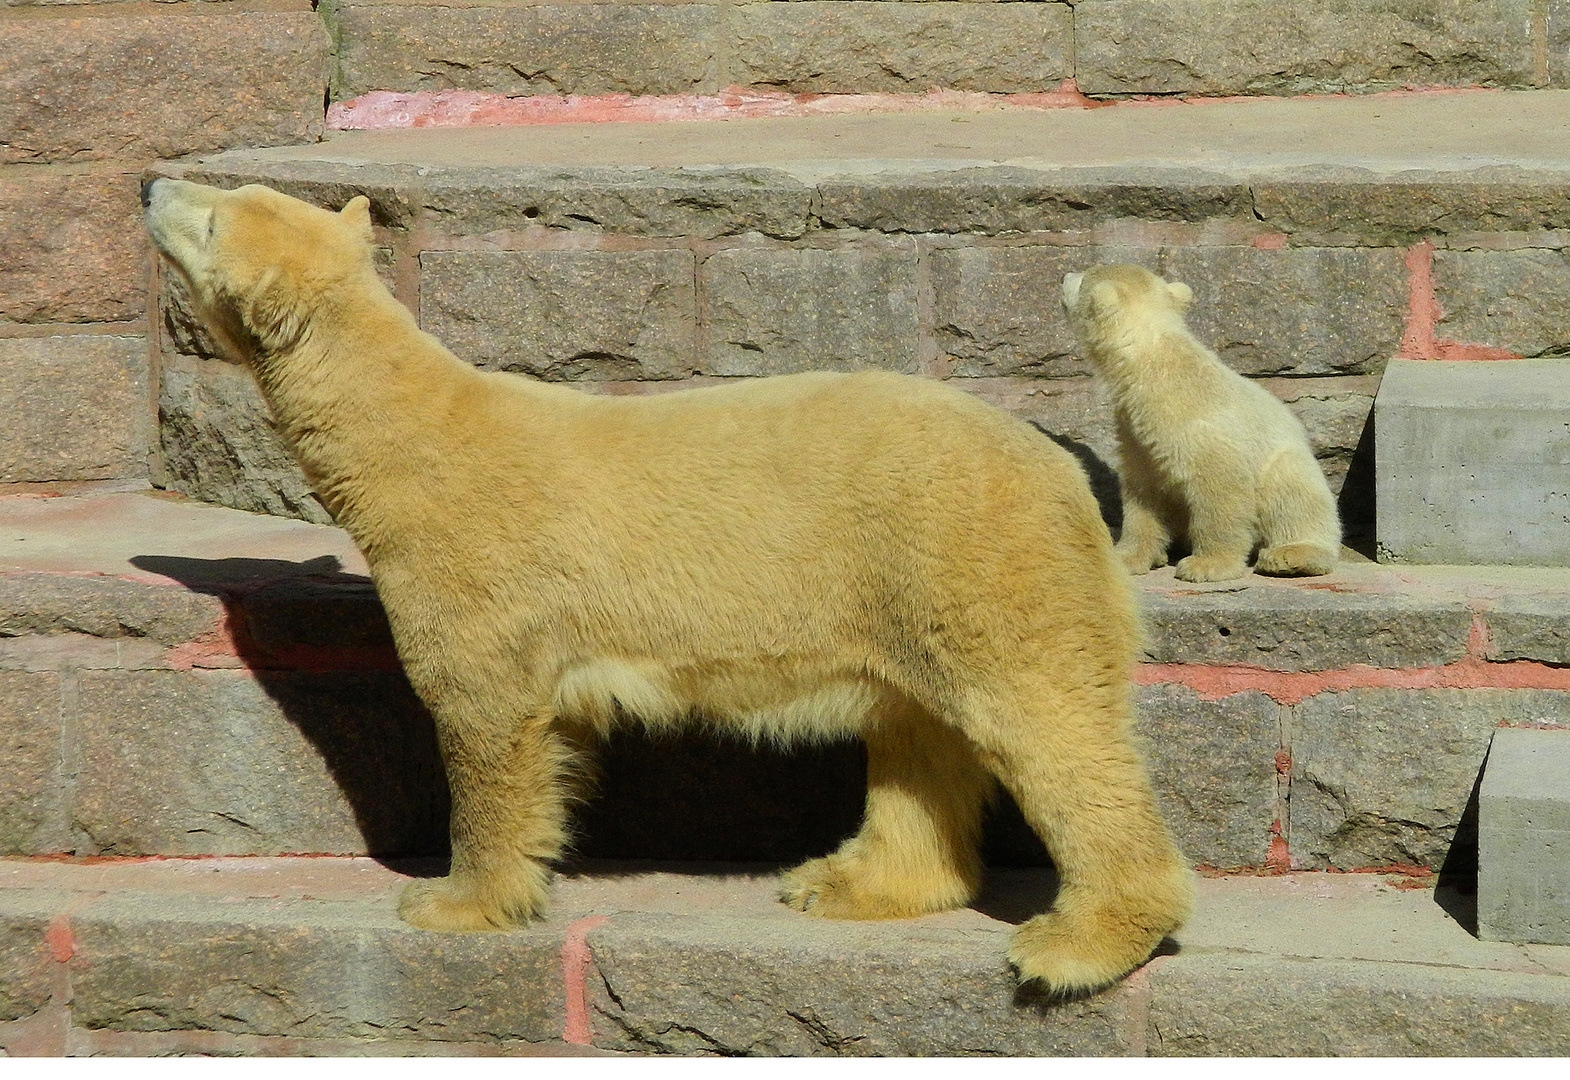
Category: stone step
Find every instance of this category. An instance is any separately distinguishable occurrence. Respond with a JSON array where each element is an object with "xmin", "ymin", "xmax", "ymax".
[
  {"xmin": 4, "ymin": 490, "xmax": 1568, "ymax": 875},
  {"xmin": 145, "ymin": 89, "xmax": 1570, "ymax": 552},
  {"xmin": 316, "ymin": 1, "xmax": 1564, "ymax": 103},
  {"xmin": 1, "ymin": 855, "xmax": 1567, "ymax": 1056}
]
